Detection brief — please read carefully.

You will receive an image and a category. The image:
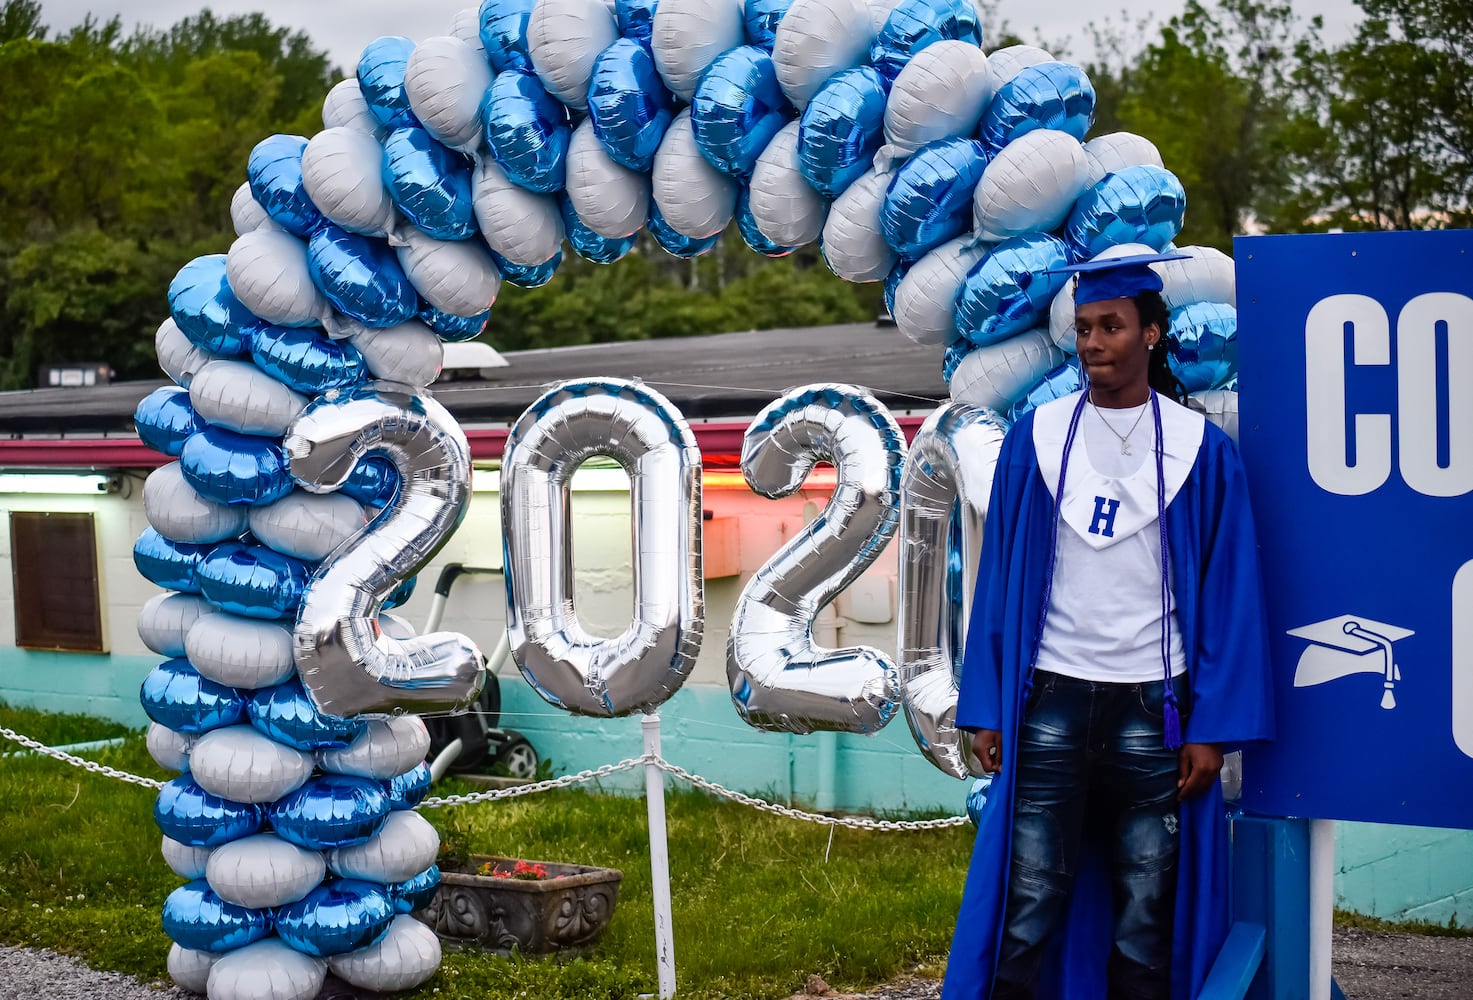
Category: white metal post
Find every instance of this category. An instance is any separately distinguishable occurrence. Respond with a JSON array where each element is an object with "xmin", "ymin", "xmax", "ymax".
[
  {"xmin": 642, "ymin": 713, "xmax": 677, "ymax": 998},
  {"xmin": 1310, "ymin": 818, "xmax": 1336, "ymax": 998}
]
